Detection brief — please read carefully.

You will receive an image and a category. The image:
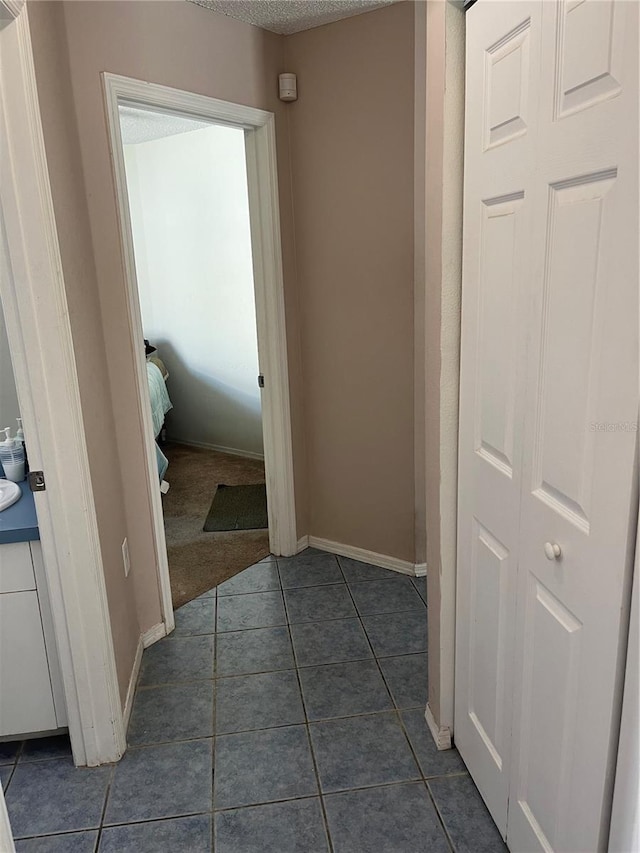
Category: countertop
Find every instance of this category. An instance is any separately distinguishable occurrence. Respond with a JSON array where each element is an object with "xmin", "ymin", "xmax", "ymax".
[{"xmin": 0, "ymin": 480, "xmax": 40, "ymax": 544}]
